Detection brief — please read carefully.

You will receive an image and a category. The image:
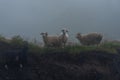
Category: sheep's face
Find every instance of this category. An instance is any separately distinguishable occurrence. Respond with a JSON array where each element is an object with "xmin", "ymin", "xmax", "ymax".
[
  {"xmin": 61, "ymin": 29, "xmax": 69, "ymax": 37},
  {"xmin": 41, "ymin": 32, "xmax": 48, "ymax": 37},
  {"xmin": 76, "ymin": 33, "xmax": 81, "ymax": 39},
  {"xmin": 41, "ymin": 32, "xmax": 48, "ymax": 44}
]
